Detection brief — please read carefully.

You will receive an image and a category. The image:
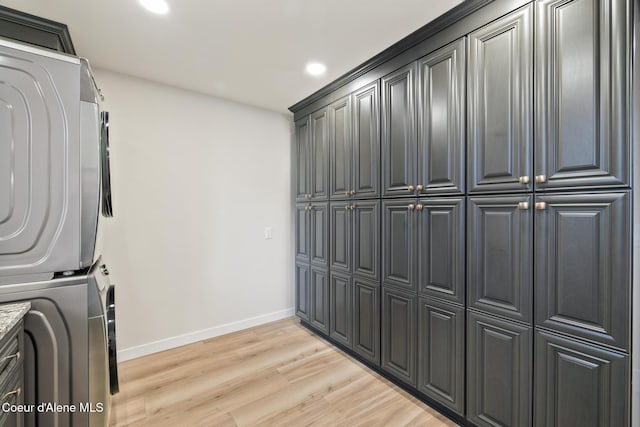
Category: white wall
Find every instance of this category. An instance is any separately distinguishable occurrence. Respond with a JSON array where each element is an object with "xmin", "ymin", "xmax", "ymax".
[{"xmin": 93, "ymin": 69, "xmax": 294, "ymax": 361}]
